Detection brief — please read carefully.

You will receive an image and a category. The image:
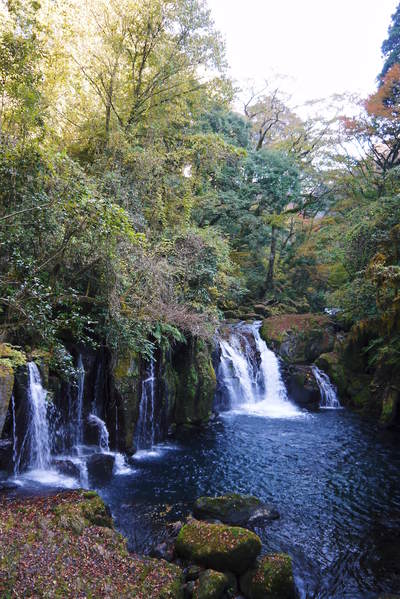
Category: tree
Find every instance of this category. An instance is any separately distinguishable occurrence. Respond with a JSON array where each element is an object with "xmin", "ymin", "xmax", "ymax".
[{"xmin": 379, "ymin": 3, "xmax": 400, "ymax": 82}]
